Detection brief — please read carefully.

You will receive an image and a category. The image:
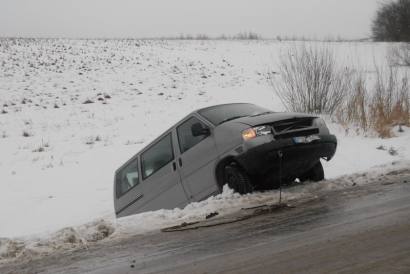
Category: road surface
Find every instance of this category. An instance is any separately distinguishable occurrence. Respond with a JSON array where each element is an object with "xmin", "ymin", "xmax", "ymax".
[{"xmin": 2, "ymin": 168, "xmax": 410, "ymax": 274}]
